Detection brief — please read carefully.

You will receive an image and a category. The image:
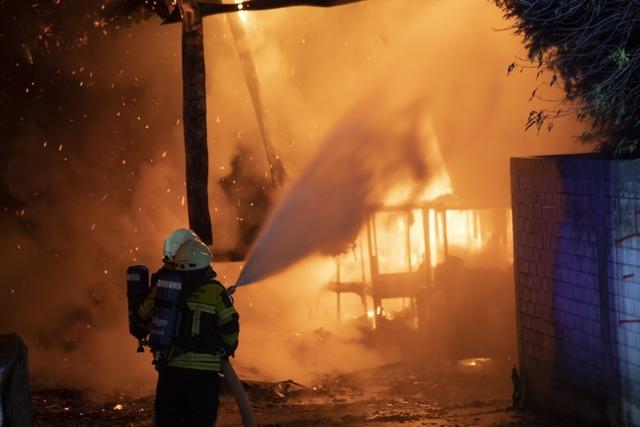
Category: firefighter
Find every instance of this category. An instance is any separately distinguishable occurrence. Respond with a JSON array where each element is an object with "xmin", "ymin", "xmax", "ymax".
[{"xmin": 138, "ymin": 233, "xmax": 240, "ymax": 427}]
